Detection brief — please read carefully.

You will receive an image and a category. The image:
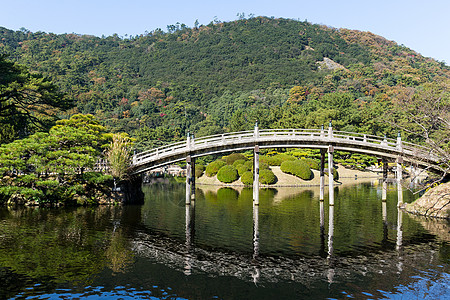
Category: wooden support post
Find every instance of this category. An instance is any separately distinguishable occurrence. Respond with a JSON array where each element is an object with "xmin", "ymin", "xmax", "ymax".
[
  {"xmin": 328, "ymin": 121, "xmax": 333, "ymax": 139},
  {"xmin": 396, "ymin": 208, "xmax": 403, "ymax": 251},
  {"xmin": 186, "ymin": 132, "xmax": 191, "ymax": 150},
  {"xmin": 186, "ymin": 155, "xmax": 192, "ymax": 205},
  {"xmin": 397, "ymin": 156, "xmax": 403, "ymax": 207},
  {"xmin": 185, "ymin": 203, "xmax": 194, "ymax": 246},
  {"xmin": 184, "ymin": 202, "xmax": 195, "ymax": 276},
  {"xmin": 328, "ymin": 145, "xmax": 334, "ymax": 206},
  {"xmin": 191, "ymin": 157, "xmax": 196, "ymax": 200},
  {"xmin": 382, "ymin": 201, "xmax": 387, "ymax": 223},
  {"xmin": 328, "ymin": 205, "xmax": 334, "ymax": 259},
  {"xmin": 320, "ymin": 200, "xmax": 325, "ymax": 229},
  {"xmin": 397, "ymin": 132, "xmax": 402, "ymax": 150},
  {"xmin": 320, "ymin": 149, "xmax": 325, "ymax": 201},
  {"xmin": 253, "ymin": 145, "xmax": 260, "ymax": 205},
  {"xmin": 382, "ymin": 158, "xmax": 388, "ymax": 201},
  {"xmin": 253, "ymin": 204, "xmax": 259, "ymax": 260},
  {"xmin": 382, "ymin": 200, "xmax": 388, "ymax": 244},
  {"xmin": 254, "ymin": 121, "xmax": 259, "ymax": 140}
]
